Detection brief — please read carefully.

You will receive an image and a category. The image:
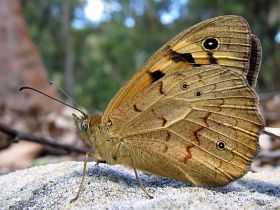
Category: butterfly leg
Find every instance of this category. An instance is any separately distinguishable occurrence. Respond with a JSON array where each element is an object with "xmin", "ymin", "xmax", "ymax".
[
  {"xmin": 129, "ymin": 154, "xmax": 153, "ymax": 199},
  {"xmin": 89, "ymin": 152, "xmax": 107, "ymax": 166},
  {"xmin": 70, "ymin": 152, "xmax": 89, "ymax": 203}
]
